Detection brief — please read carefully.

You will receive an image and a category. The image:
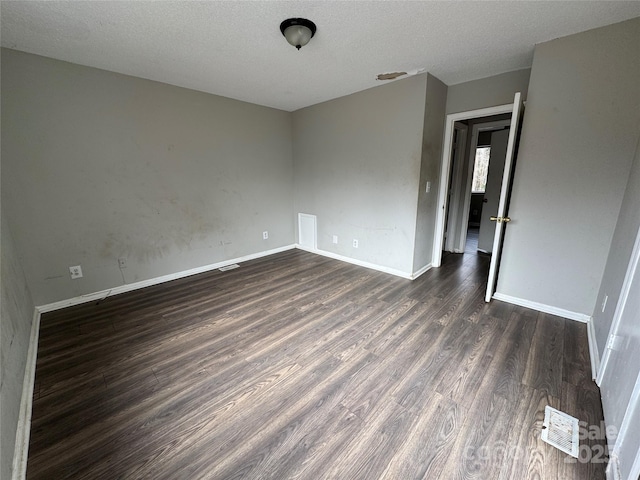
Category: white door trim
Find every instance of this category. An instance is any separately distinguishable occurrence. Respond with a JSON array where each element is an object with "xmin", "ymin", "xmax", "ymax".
[
  {"xmin": 597, "ymin": 224, "xmax": 640, "ymax": 386},
  {"xmin": 608, "ymin": 370, "xmax": 640, "ymax": 480},
  {"xmin": 598, "ymin": 225, "xmax": 640, "ymax": 480},
  {"xmin": 444, "ymin": 123, "xmax": 468, "ymax": 252},
  {"xmin": 433, "ymin": 103, "xmax": 514, "ymax": 268}
]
